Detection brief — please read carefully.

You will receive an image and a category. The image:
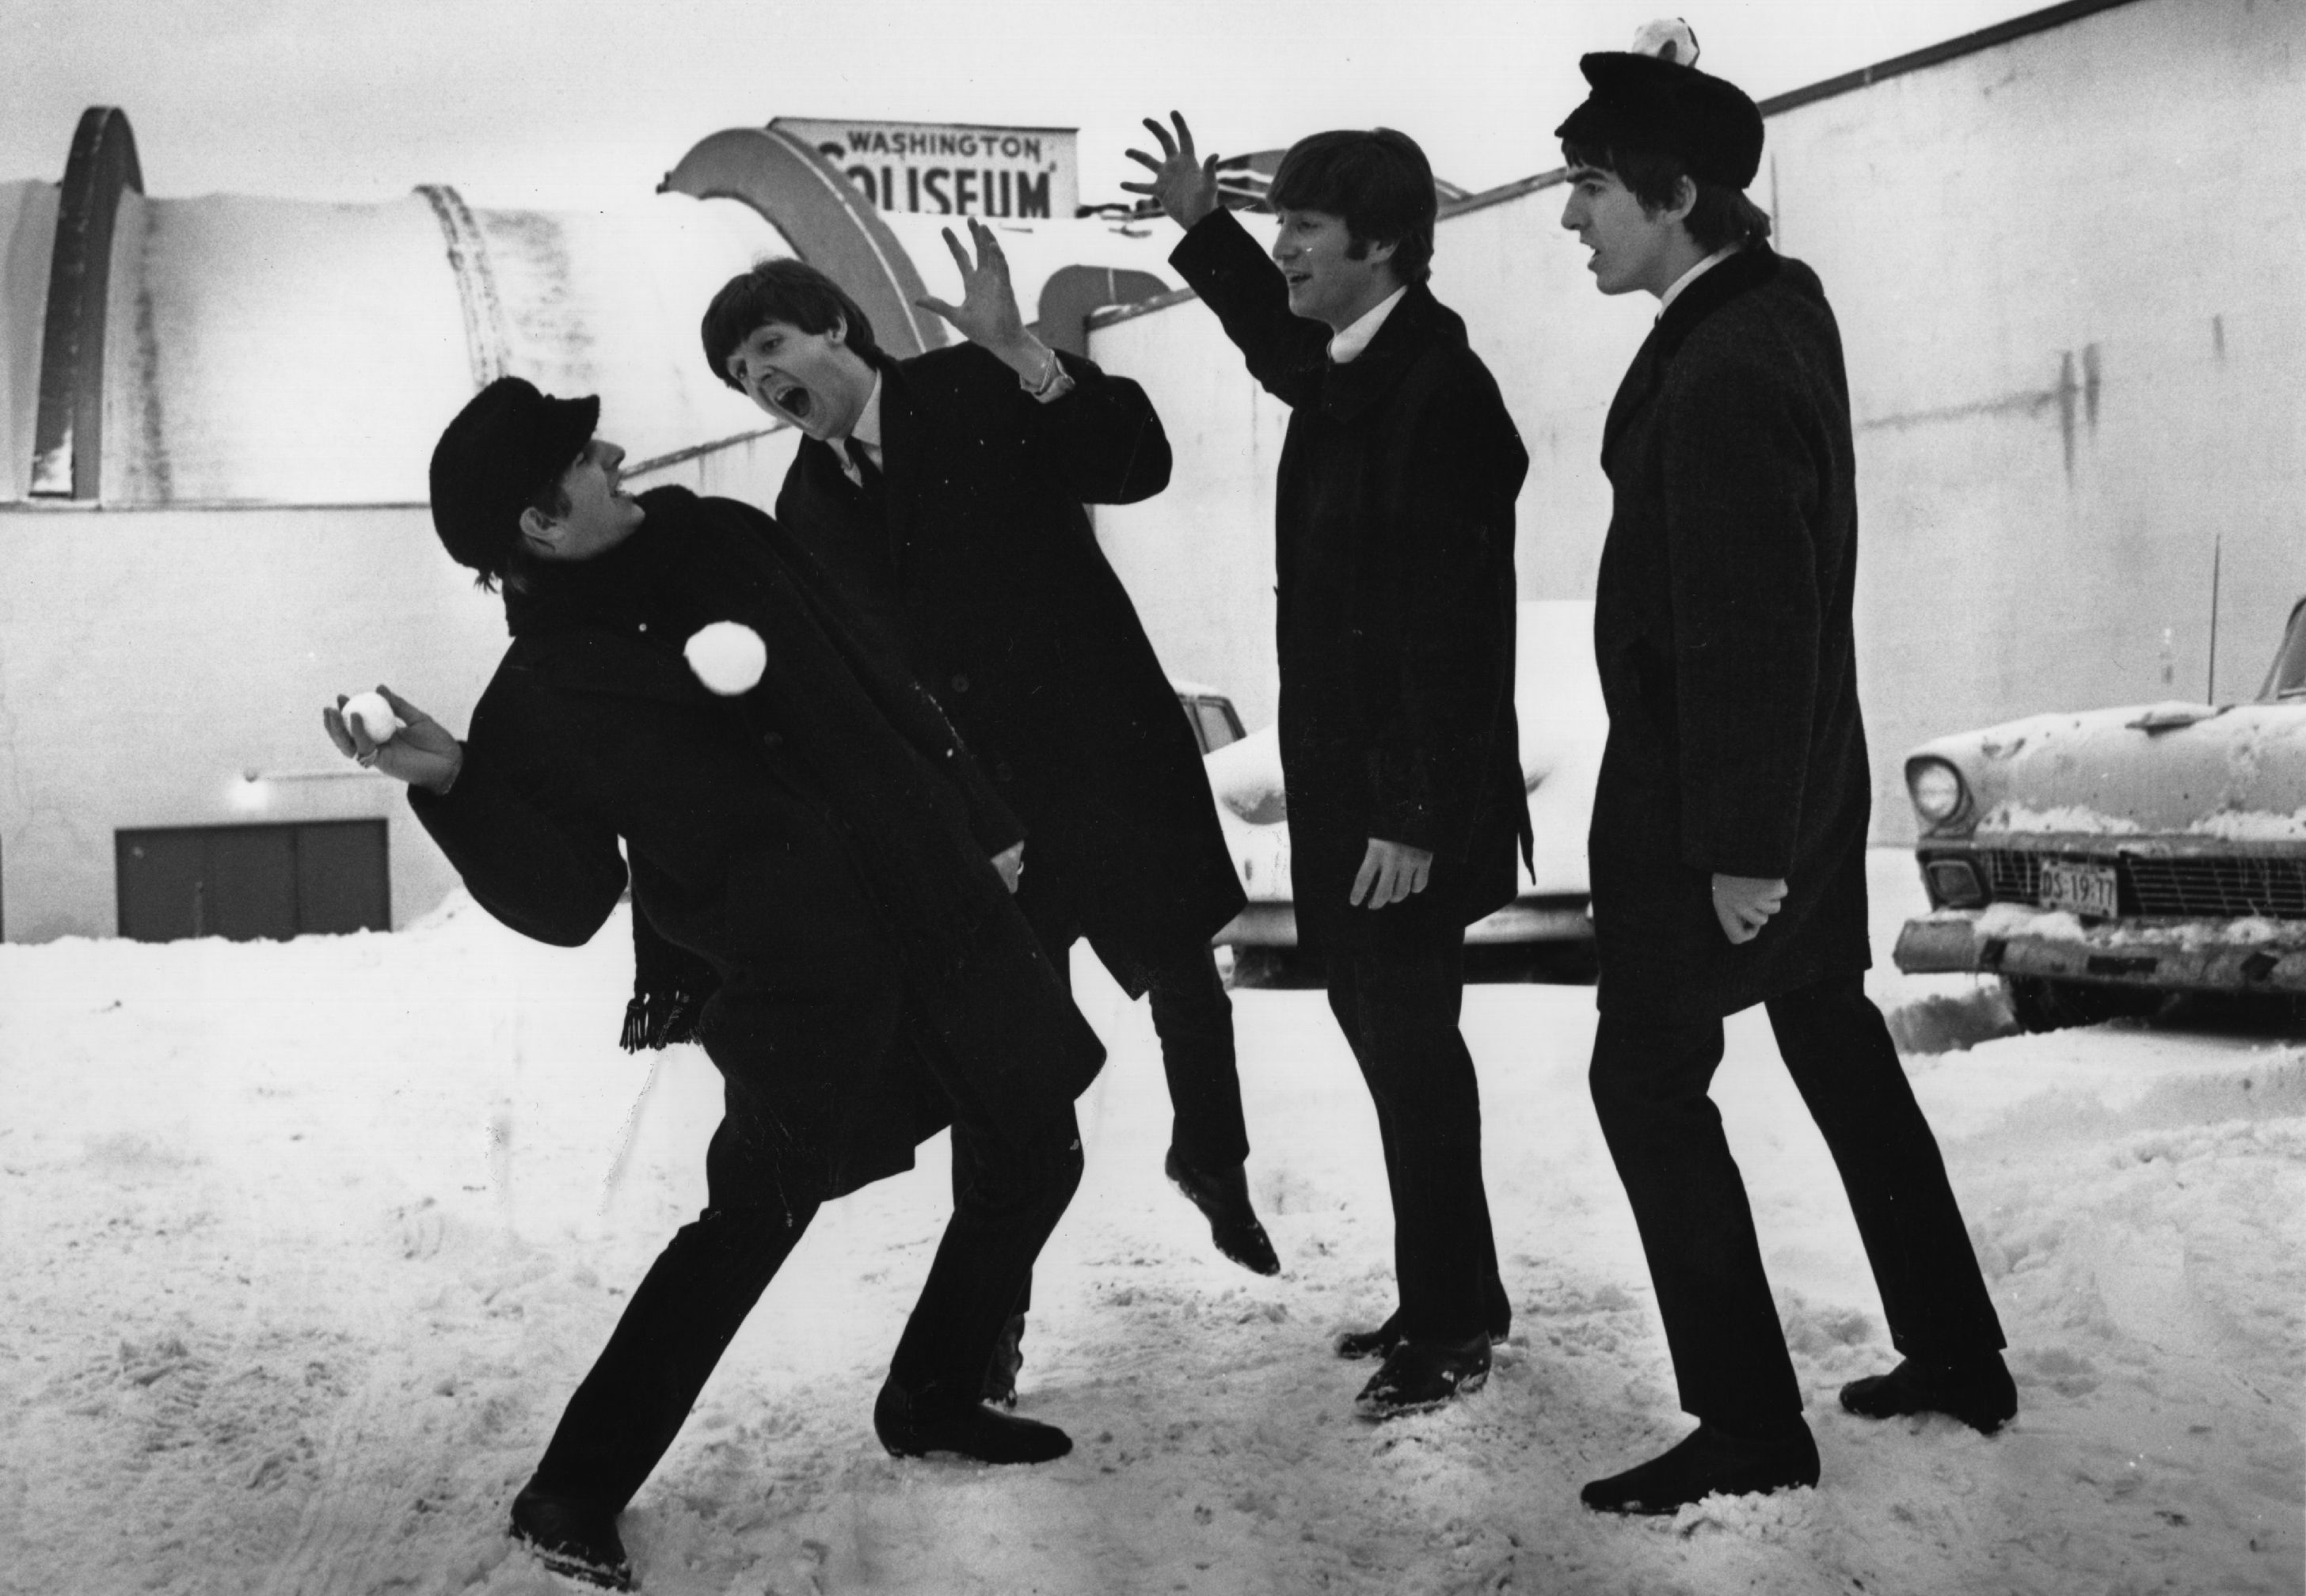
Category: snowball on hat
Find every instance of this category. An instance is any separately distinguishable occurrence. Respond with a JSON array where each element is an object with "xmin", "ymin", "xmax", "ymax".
[
  {"xmin": 684, "ymin": 621, "xmax": 768, "ymax": 696},
  {"xmin": 1630, "ymin": 17, "xmax": 1699, "ymax": 64},
  {"xmin": 1554, "ymin": 19, "xmax": 1765, "ymax": 192}
]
